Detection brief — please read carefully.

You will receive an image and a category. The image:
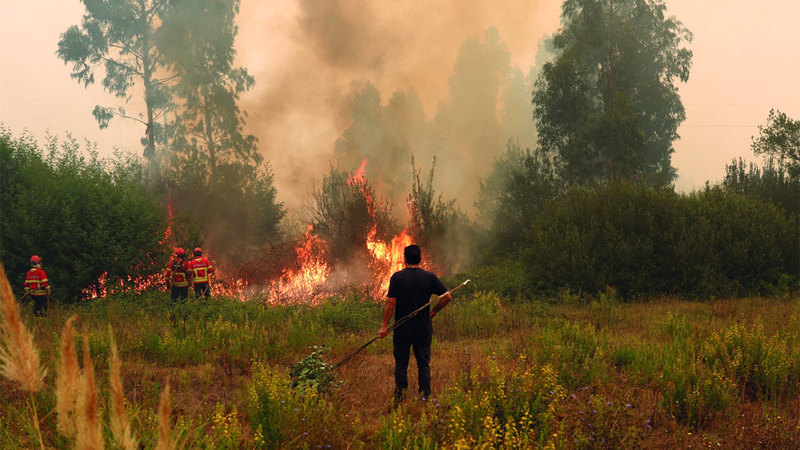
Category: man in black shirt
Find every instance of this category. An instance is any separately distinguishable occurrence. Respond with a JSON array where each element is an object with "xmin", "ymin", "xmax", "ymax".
[{"xmin": 379, "ymin": 245, "xmax": 452, "ymax": 401}]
